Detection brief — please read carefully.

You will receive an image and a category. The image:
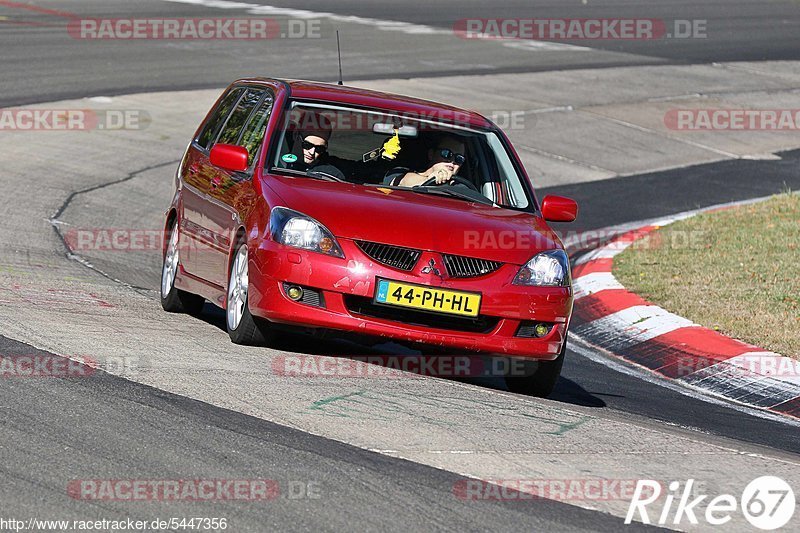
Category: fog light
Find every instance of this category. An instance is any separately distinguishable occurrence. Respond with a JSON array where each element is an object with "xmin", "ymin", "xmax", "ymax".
[
  {"xmin": 286, "ymin": 285, "xmax": 304, "ymax": 301},
  {"xmin": 534, "ymin": 323, "xmax": 550, "ymax": 338}
]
